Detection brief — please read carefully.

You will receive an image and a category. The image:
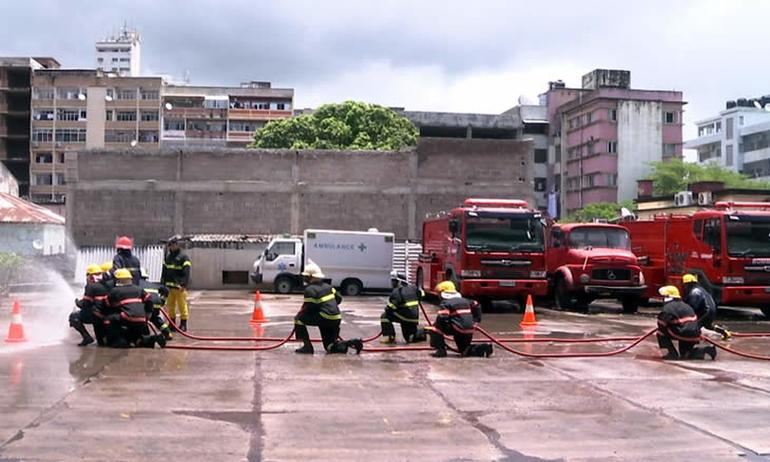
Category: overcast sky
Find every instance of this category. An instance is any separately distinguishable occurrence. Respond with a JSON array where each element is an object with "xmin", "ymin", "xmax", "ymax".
[{"xmin": 2, "ymin": 0, "xmax": 768, "ymax": 139}]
